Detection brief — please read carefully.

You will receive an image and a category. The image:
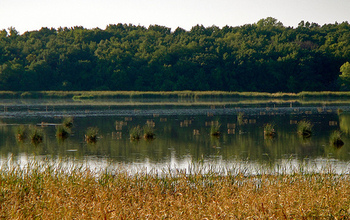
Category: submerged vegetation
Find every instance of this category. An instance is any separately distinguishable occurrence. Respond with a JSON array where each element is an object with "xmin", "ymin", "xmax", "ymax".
[{"xmin": 0, "ymin": 162, "xmax": 349, "ymax": 219}]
